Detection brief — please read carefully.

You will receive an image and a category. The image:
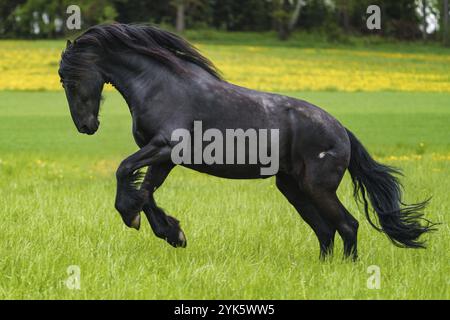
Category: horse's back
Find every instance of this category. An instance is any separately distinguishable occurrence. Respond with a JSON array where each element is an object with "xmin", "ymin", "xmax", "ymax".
[{"xmin": 218, "ymin": 82, "xmax": 352, "ymax": 165}]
